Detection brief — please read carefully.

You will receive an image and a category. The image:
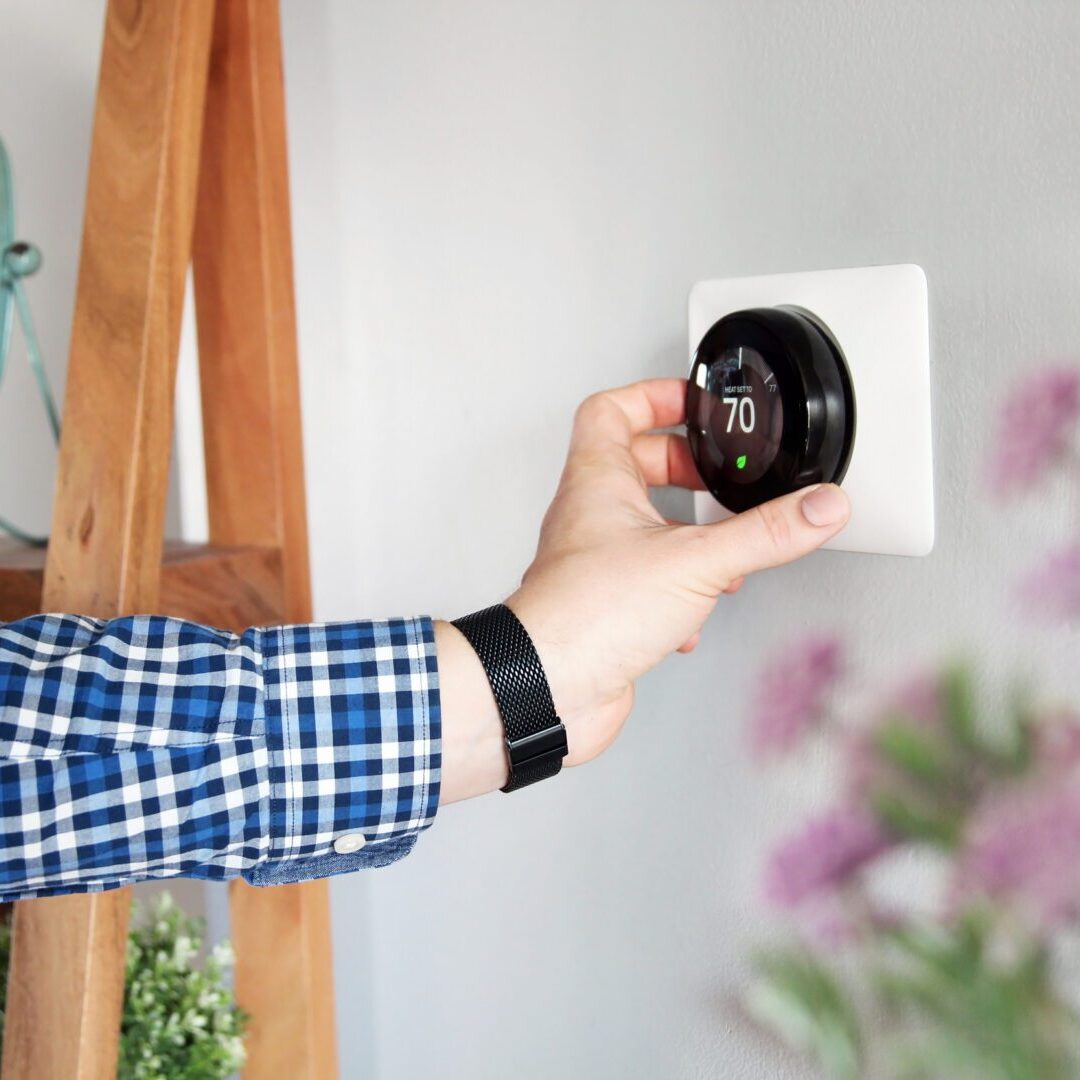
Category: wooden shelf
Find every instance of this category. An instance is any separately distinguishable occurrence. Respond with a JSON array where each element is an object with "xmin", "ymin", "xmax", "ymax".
[{"xmin": 0, "ymin": 539, "xmax": 284, "ymax": 628}]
